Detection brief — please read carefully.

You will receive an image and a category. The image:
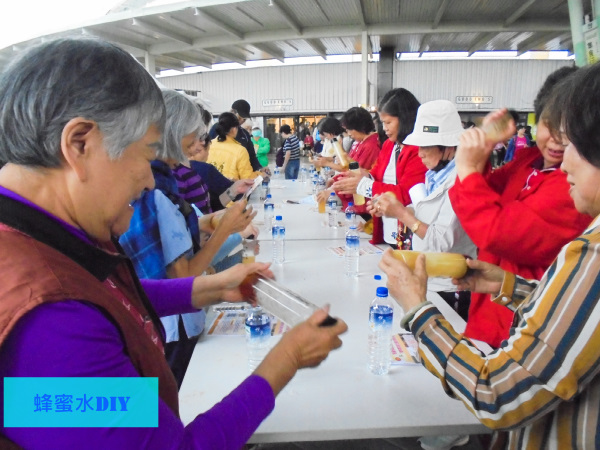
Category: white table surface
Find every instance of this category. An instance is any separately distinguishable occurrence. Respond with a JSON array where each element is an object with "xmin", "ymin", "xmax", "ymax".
[
  {"xmin": 179, "ymin": 239, "xmax": 490, "ymax": 443},
  {"xmin": 249, "ymin": 179, "xmax": 371, "ymax": 242}
]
